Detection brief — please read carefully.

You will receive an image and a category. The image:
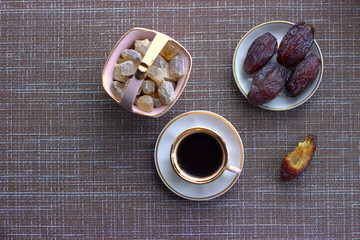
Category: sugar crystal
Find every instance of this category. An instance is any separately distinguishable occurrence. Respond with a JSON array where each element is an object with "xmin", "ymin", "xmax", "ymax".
[
  {"xmin": 113, "ymin": 64, "xmax": 129, "ymax": 82},
  {"xmin": 121, "ymin": 49, "xmax": 142, "ymax": 63},
  {"xmin": 170, "ymin": 55, "xmax": 185, "ymax": 78},
  {"xmin": 153, "ymin": 97, "xmax": 162, "ymax": 108},
  {"xmin": 146, "ymin": 65, "xmax": 165, "ymax": 86},
  {"xmin": 160, "ymin": 42, "xmax": 178, "ymax": 61},
  {"xmin": 158, "ymin": 81, "xmax": 175, "ymax": 104},
  {"xmin": 135, "ymin": 39, "xmax": 151, "ymax": 56},
  {"xmin": 111, "ymin": 81, "xmax": 124, "ymax": 101},
  {"xmin": 142, "ymin": 80, "xmax": 155, "ymax": 95},
  {"xmin": 137, "ymin": 95, "xmax": 154, "ymax": 112},
  {"xmin": 120, "ymin": 60, "xmax": 137, "ymax": 76},
  {"xmin": 117, "ymin": 58, "xmax": 125, "ymax": 64},
  {"xmin": 154, "ymin": 55, "xmax": 177, "ymax": 82}
]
